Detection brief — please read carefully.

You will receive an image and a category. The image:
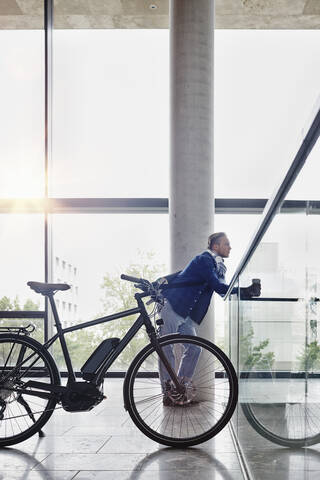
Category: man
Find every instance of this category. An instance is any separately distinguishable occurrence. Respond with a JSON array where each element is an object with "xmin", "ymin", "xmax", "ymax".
[{"xmin": 159, "ymin": 232, "xmax": 260, "ymax": 405}]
